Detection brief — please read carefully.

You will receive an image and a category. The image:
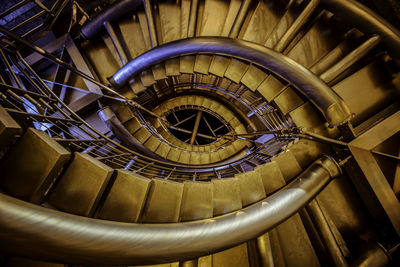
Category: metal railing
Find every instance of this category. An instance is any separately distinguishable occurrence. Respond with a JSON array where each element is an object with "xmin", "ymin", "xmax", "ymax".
[{"xmin": 0, "ymin": 0, "xmax": 70, "ymax": 41}]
